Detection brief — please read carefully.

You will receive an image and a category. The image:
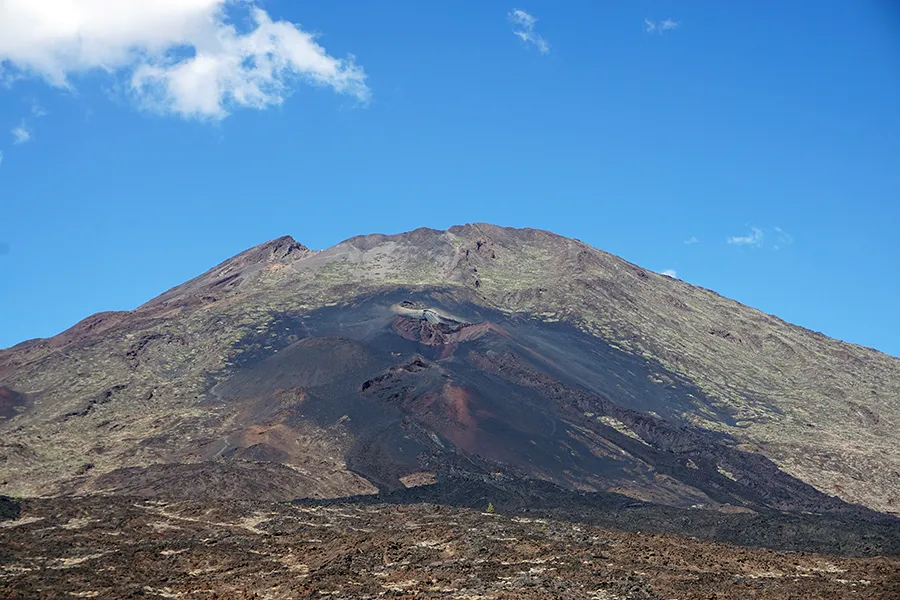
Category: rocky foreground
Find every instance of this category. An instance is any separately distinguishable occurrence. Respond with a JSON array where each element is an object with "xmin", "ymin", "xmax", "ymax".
[{"xmin": 1, "ymin": 495, "xmax": 897, "ymax": 599}]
